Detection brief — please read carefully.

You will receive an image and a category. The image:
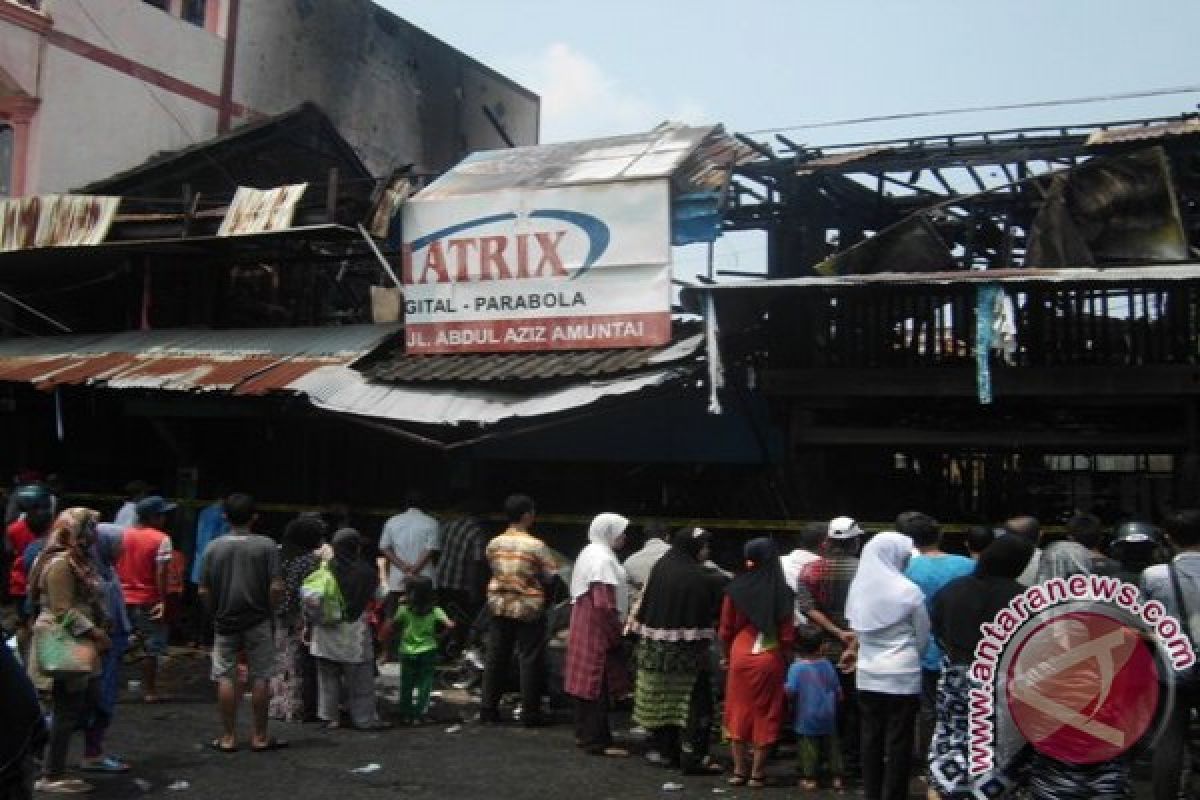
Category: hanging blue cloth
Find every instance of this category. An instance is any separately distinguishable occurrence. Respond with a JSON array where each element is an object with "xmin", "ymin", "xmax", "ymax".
[{"xmin": 975, "ymin": 284, "xmax": 999, "ymax": 404}]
